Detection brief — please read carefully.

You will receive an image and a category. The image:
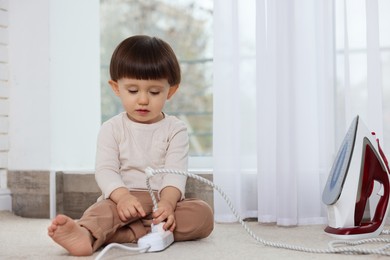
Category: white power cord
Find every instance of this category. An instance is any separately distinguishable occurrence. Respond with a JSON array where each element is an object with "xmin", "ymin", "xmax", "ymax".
[{"xmin": 95, "ymin": 243, "xmax": 150, "ymax": 260}]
